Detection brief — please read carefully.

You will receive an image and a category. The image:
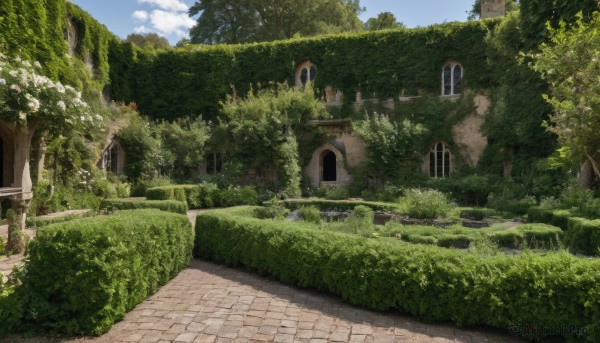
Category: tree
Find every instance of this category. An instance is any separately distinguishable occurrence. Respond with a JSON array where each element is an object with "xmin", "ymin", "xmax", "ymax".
[
  {"xmin": 0, "ymin": 54, "xmax": 95, "ymax": 250},
  {"xmin": 468, "ymin": 0, "xmax": 519, "ymax": 20},
  {"xmin": 364, "ymin": 12, "xmax": 404, "ymax": 31},
  {"xmin": 220, "ymin": 84, "xmax": 326, "ymax": 197},
  {"xmin": 530, "ymin": 12, "xmax": 600, "ymax": 179},
  {"xmin": 188, "ymin": 0, "xmax": 364, "ymax": 44},
  {"xmin": 125, "ymin": 33, "xmax": 171, "ymax": 50}
]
